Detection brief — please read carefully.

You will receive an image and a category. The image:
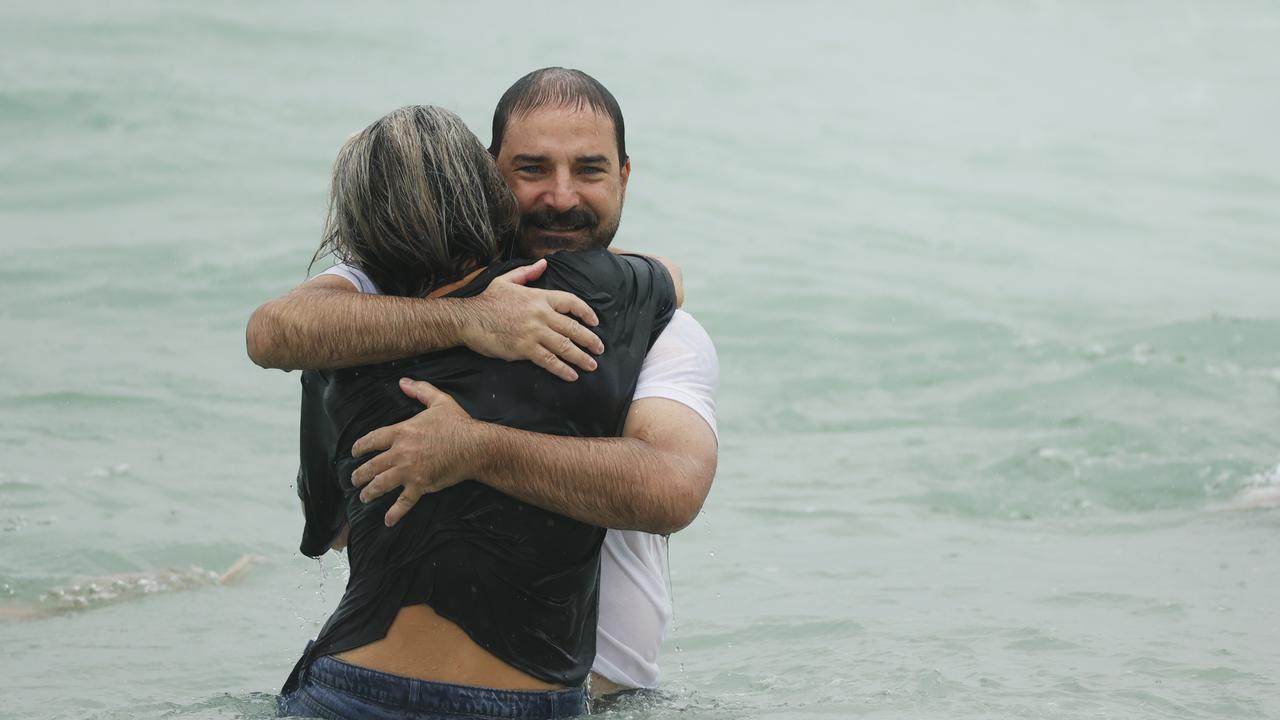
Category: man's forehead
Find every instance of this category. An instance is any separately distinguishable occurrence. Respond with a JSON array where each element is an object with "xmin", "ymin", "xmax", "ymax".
[{"xmin": 501, "ymin": 106, "xmax": 618, "ymax": 160}]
